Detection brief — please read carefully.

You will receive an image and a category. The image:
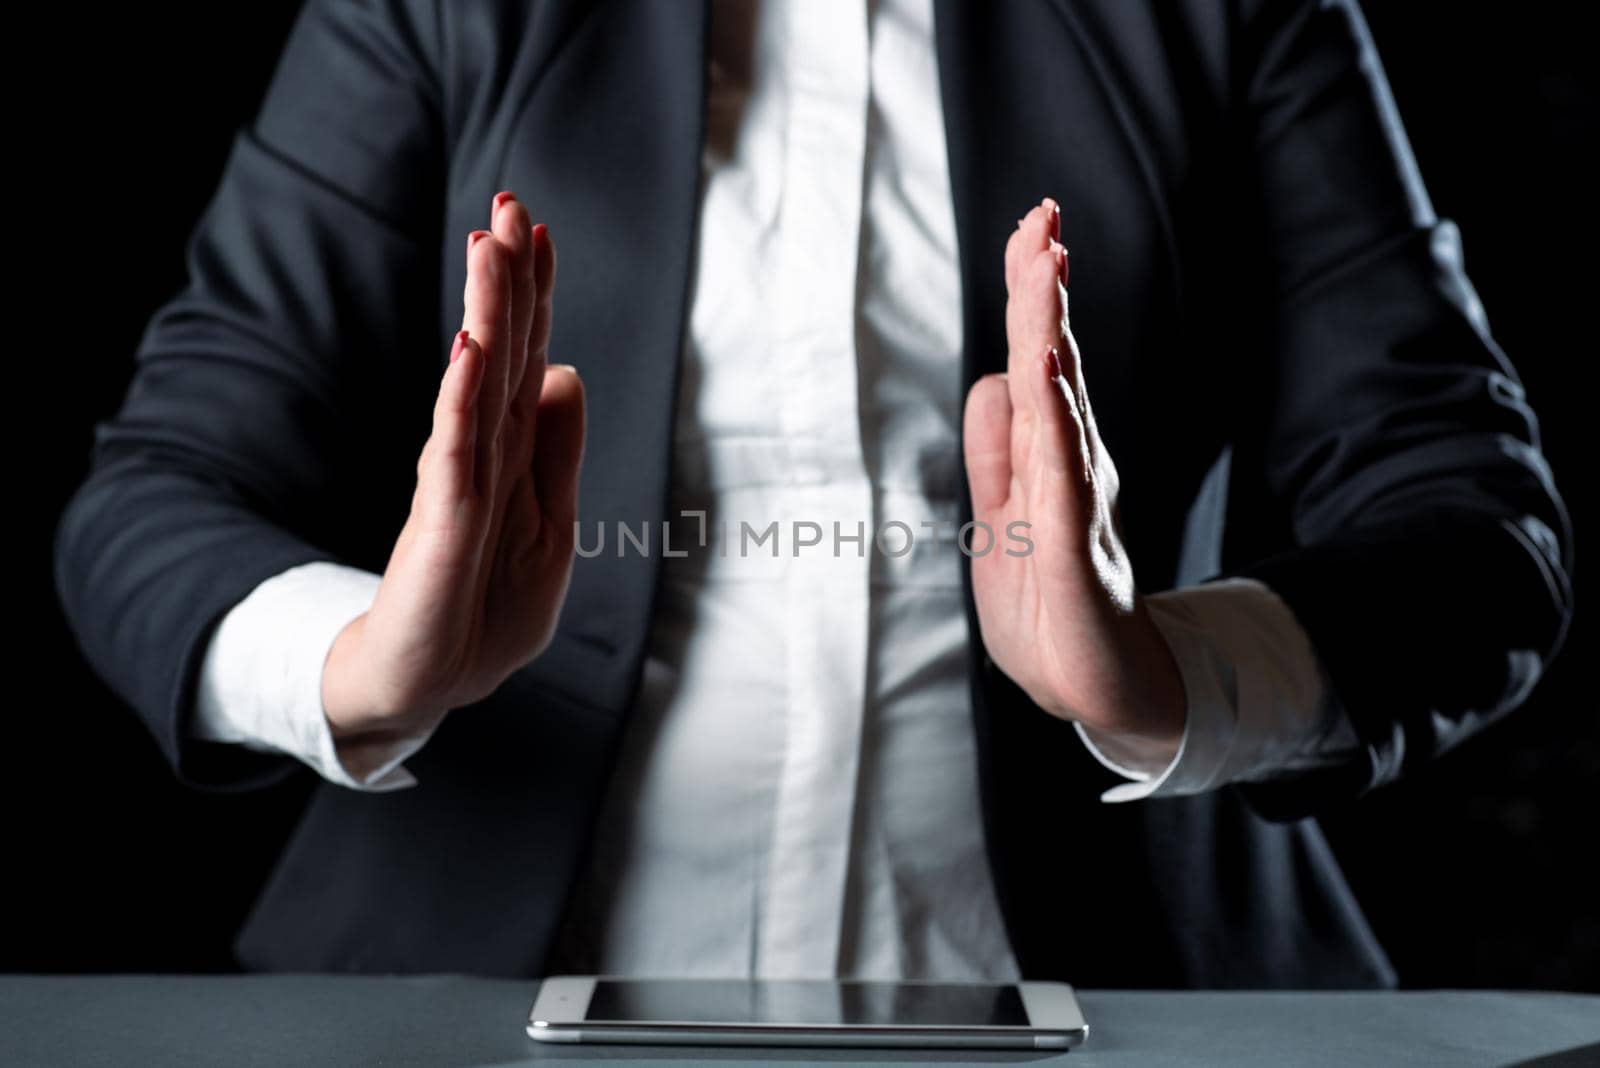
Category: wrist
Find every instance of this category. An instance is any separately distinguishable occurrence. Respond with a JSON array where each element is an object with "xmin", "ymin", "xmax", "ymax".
[
  {"xmin": 321, "ymin": 613, "xmax": 444, "ymax": 742},
  {"xmin": 1062, "ymin": 600, "xmax": 1187, "ymax": 748},
  {"xmin": 322, "ymin": 612, "xmax": 375, "ymax": 740}
]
